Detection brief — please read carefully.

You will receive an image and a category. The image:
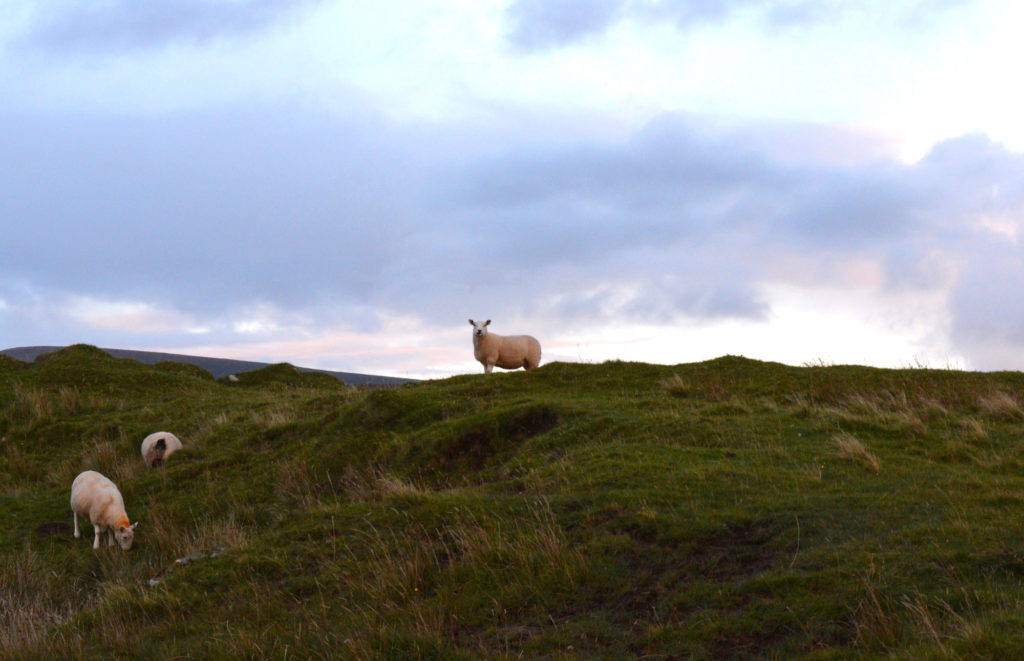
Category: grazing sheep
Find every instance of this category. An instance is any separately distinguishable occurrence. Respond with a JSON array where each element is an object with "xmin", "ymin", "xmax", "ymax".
[
  {"xmin": 469, "ymin": 319, "xmax": 542, "ymax": 373},
  {"xmin": 141, "ymin": 431, "xmax": 183, "ymax": 468},
  {"xmin": 70, "ymin": 470, "xmax": 137, "ymax": 550}
]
